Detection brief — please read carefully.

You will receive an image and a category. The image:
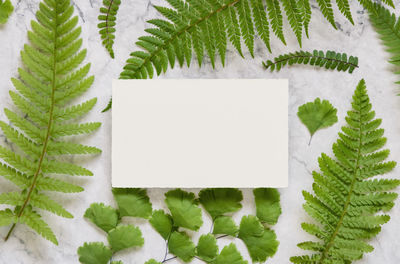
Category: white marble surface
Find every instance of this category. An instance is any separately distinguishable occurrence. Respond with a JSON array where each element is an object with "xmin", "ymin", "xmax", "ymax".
[{"xmin": 0, "ymin": 0, "xmax": 400, "ymax": 263}]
